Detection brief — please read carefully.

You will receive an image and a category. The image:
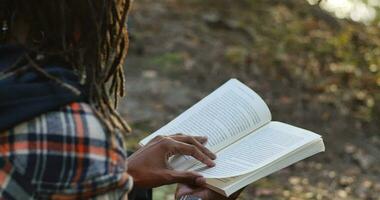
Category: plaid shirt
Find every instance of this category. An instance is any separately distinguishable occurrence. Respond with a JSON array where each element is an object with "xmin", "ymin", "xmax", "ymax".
[{"xmin": 0, "ymin": 102, "xmax": 132, "ymax": 199}]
